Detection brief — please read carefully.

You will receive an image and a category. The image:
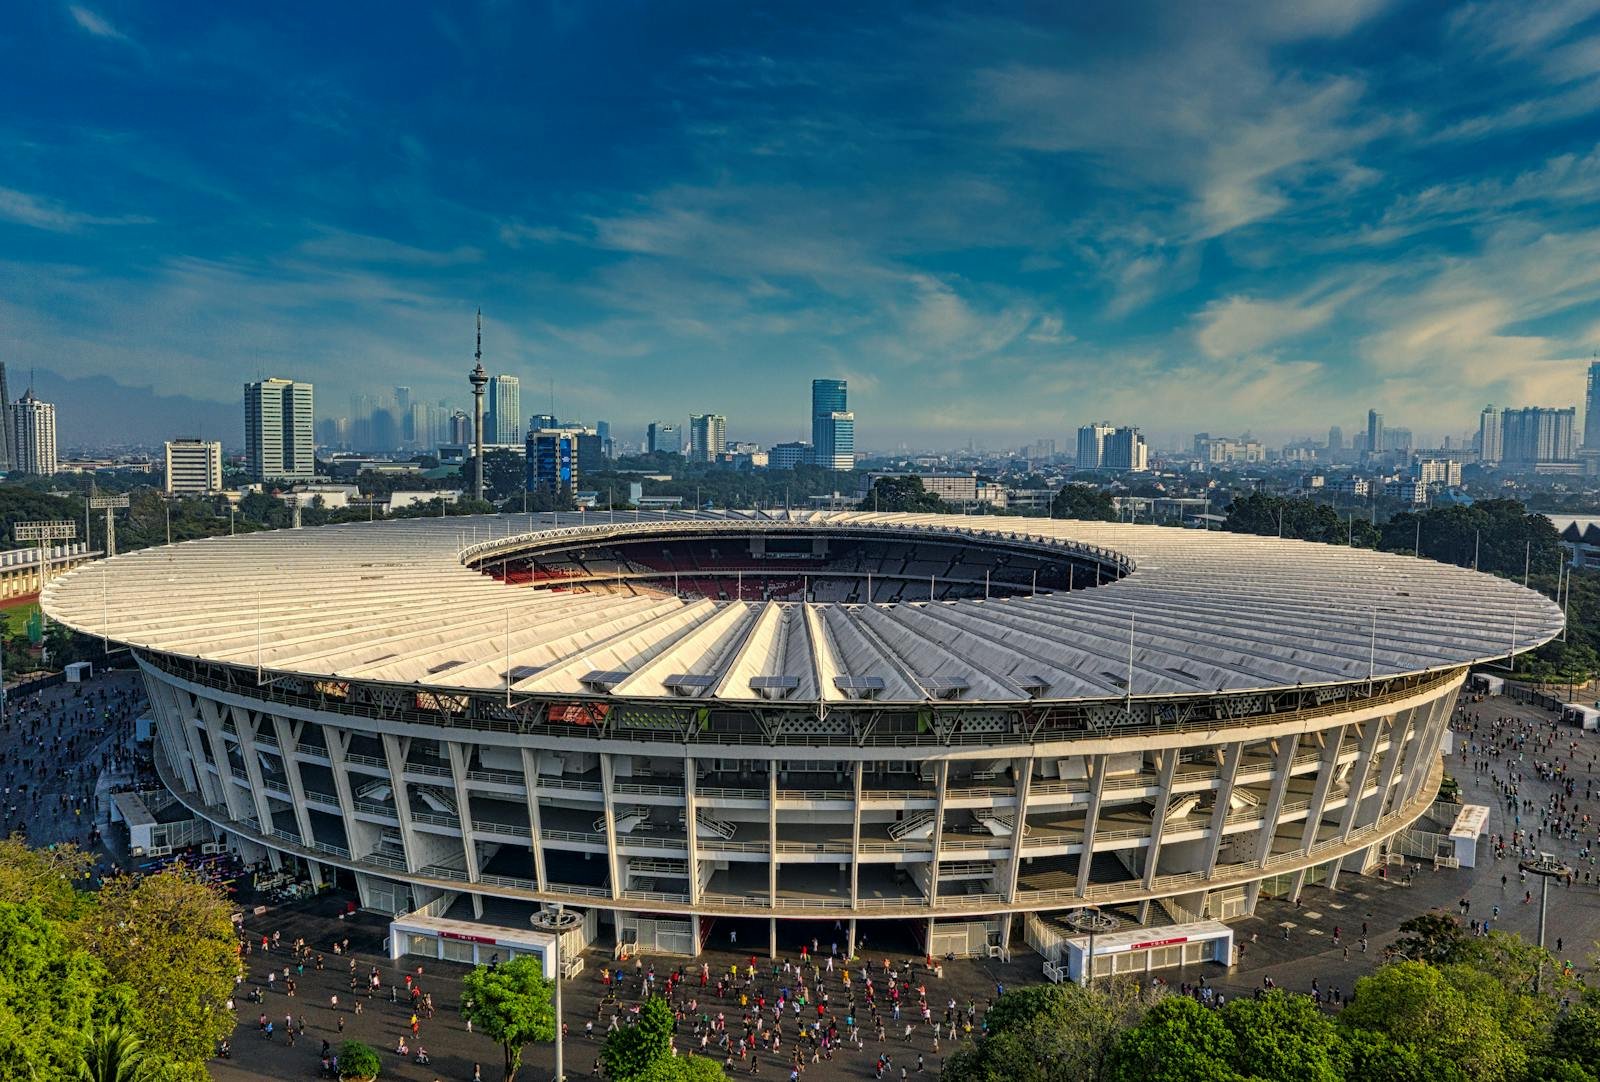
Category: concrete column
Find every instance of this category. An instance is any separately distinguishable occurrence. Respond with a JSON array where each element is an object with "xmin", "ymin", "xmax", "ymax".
[
  {"xmin": 1398, "ymin": 695, "xmax": 1450, "ymax": 808},
  {"xmin": 270, "ymin": 716, "xmax": 320, "ymax": 868},
  {"xmin": 767, "ymin": 760, "xmax": 779, "ymax": 907},
  {"xmin": 1003, "ymin": 757, "xmax": 1034, "ymax": 903},
  {"xmin": 380, "ymin": 733, "xmax": 422, "ymax": 874},
  {"xmin": 769, "ymin": 917, "xmax": 778, "ymax": 960},
  {"xmin": 323, "ymin": 729, "xmax": 365, "ymax": 860},
  {"xmin": 1291, "ymin": 725, "xmax": 1346, "ymax": 901},
  {"xmin": 197, "ymin": 696, "xmax": 249, "ymax": 824},
  {"xmin": 1367, "ymin": 708, "xmax": 1415, "ymax": 824},
  {"xmin": 1075, "ymin": 754, "xmax": 1108, "ymax": 897},
  {"xmin": 683, "ymin": 753, "xmax": 701, "ymax": 906},
  {"xmin": 927, "ymin": 760, "xmax": 949, "ymax": 907},
  {"xmin": 518, "ymin": 748, "xmax": 548, "ymax": 892},
  {"xmin": 1326, "ymin": 717, "xmax": 1386, "ymax": 890},
  {"xmin": 1143, "ymin": 748, "xmax": 1181, "ymax": 889},
  {"xmin": 443, "ymin": 741, "xmax": 481, "ymax": 885},
  {"xmin": 1254, "ymin": 735, "xmax": 1300, "ymax": 868},
  {"xmin": 847, "ymin": 918, "xmax": 857, "ymax": 958},
  {"xmin": 1201, "ymin": 742, "xmax": 1244, "ymax": 878},
  {"xmin": 598, "ymin": 753, "xmax": 622, "ymax": 900},
  {"xmin": 849, "ymin": 762, "xmax": 864, "ymax": 906},
  {"xmin": 229, "ymin": 707, "xmax": 277, "ymax": 837}
]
